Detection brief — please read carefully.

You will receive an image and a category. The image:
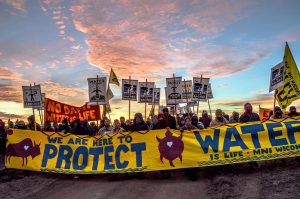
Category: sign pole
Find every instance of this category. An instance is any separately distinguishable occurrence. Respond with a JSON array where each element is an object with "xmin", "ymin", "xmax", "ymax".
[
  {"xmin": 196, "ymin": 74, "xmax": 203, "ymax": 118},
  {"xmin": 144, "ymin": 79, "xmax": 148, "ymax": 121},
  {"xmin": 129, "ymin": 76, "xmax": 131, "ymax": 120},
  {"xmin": 96, "ymin": 75, "xmax": 99, "ymax": 129},
  {"xmin": 183, "ymin": 79, "xmax": 190, "ymax": 118},
  {"xmin": 273, "ymin": 89, "xmax": 277, "ymax": 112},
  {"xmin": 30, "ymin": 83, "xmax": 37, "ymax": 131},
  {"xmin": 208, "ymin": 99, "xmax": 212, "ymax": 118},
  {"xmin": 173, "ymin": 74, "xmax": 177, "ymax": 117}
]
